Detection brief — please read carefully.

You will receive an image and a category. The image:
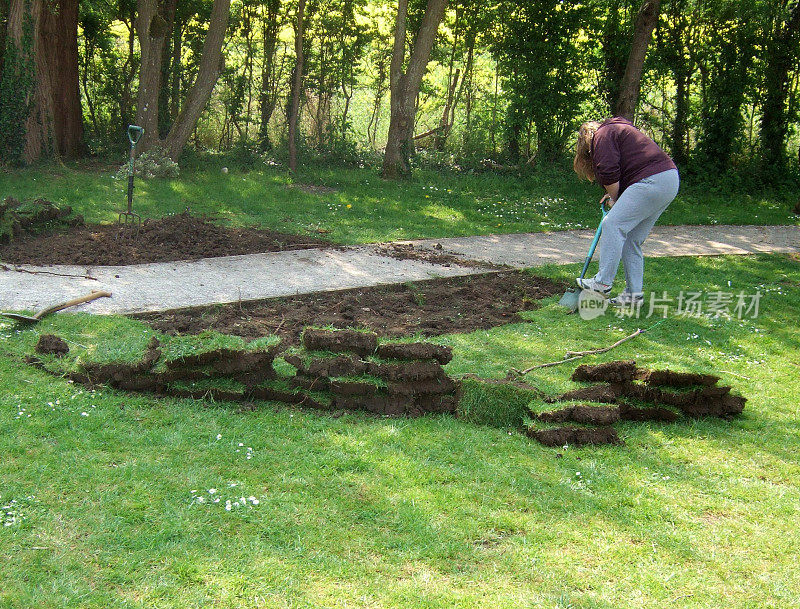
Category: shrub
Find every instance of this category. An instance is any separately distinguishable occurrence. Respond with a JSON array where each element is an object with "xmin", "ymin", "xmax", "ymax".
[{"xmin": 115, "ymin": 147, "xmax": 180, "ymax": 180}]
